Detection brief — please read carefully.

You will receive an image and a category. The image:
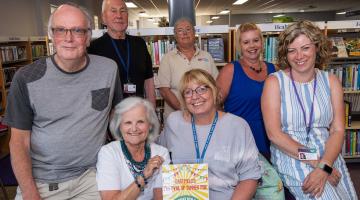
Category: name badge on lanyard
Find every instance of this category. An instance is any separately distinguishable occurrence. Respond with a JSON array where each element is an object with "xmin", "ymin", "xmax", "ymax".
[
  {"xmin": 298, "ymin": 147, "xmax": 318, "ymax": 160},
  {"xmin": 124, "ymin": 83, "xmax": 136, "ymax": 94},
  {"xmin": 111, "ymin": 38, "xmax": 136, "ymax": 94}
]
